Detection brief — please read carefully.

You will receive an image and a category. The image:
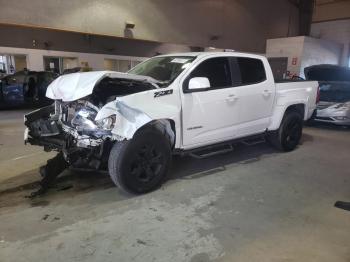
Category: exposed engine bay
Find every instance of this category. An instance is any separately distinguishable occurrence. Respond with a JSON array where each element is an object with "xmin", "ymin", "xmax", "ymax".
[{"xmin": 24, "ymin": 75, "xmax": 158, "ymax": 171}]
